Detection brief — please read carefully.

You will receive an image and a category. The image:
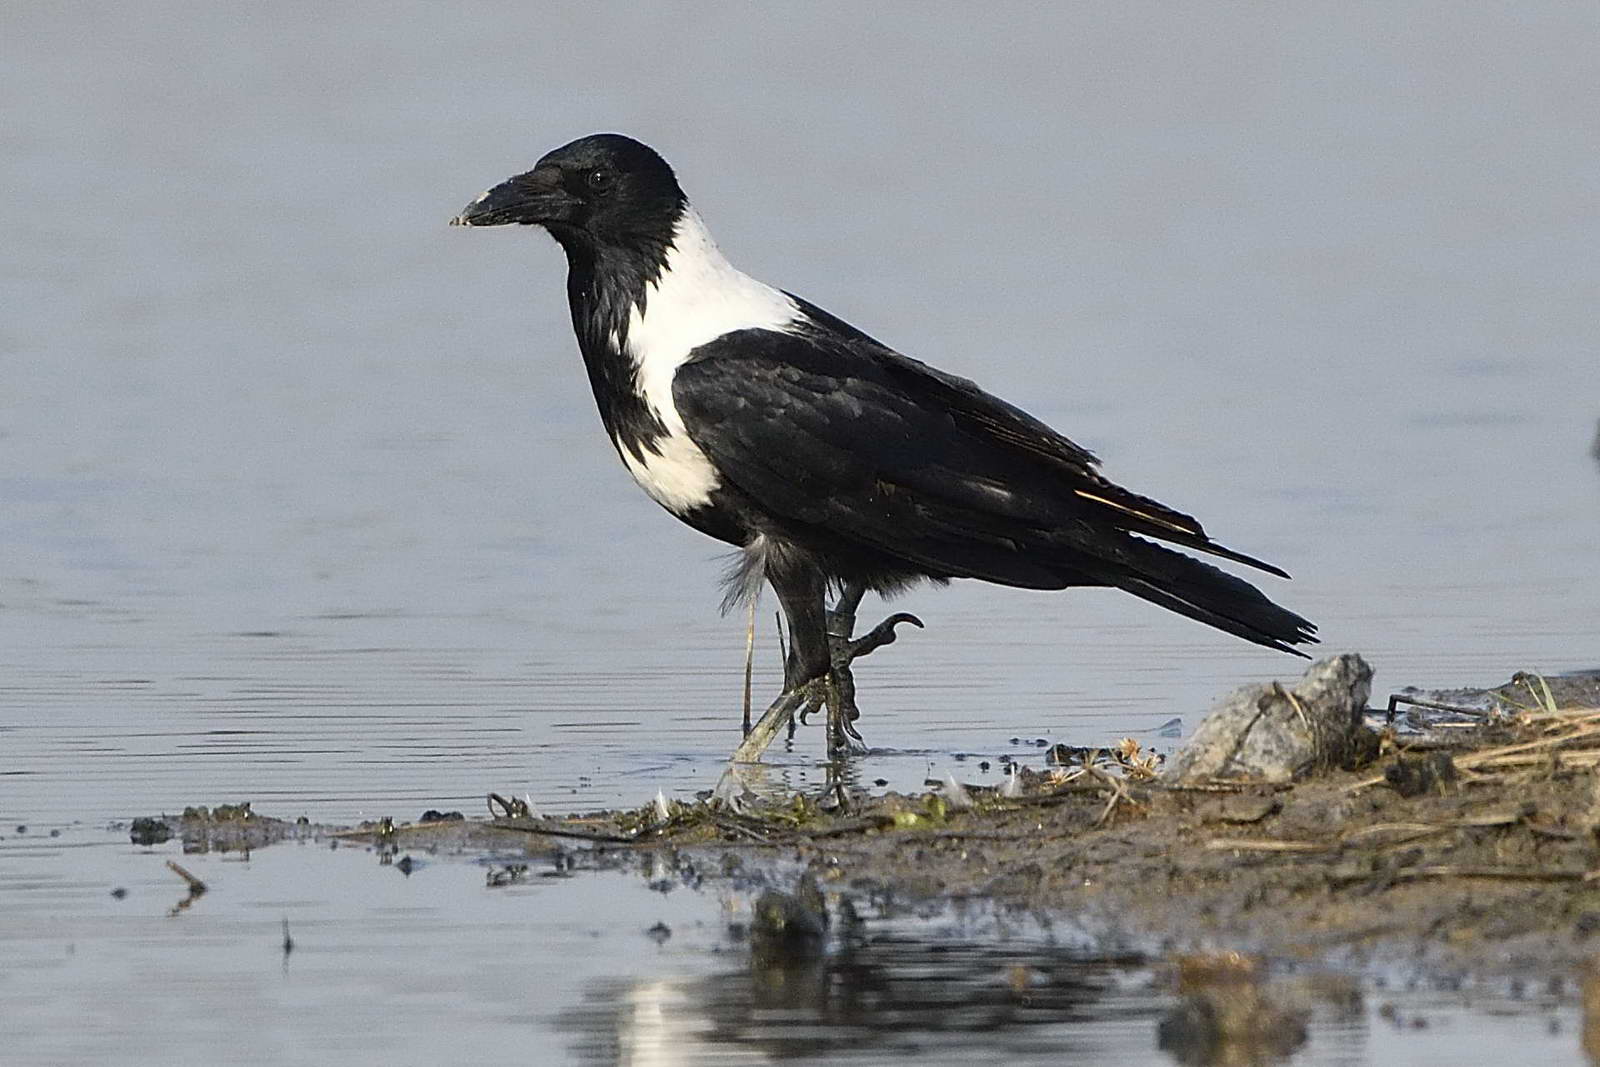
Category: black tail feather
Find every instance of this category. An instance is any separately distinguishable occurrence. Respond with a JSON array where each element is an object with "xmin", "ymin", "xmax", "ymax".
[{"xmin": 1077, "ymin": 537, "xmax": 1317, "ymax": 655}]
